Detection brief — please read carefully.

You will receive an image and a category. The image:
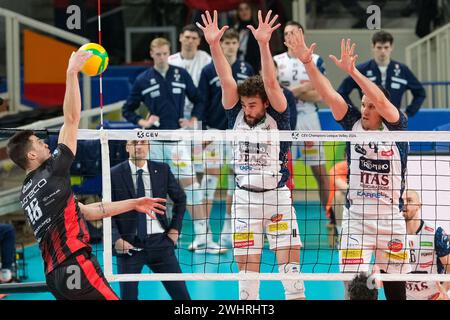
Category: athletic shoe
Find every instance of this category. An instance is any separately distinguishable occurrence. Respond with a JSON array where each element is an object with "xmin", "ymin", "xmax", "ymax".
[{"xmin": 189, "ymin": 239, "xmax": 228, "ymax": 254}]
